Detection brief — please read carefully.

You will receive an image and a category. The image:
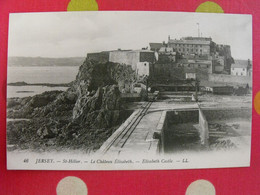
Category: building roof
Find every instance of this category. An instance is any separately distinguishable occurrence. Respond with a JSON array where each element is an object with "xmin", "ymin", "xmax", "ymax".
[
  {"xmin": 183, "ymin": 37, "xmax": 212, "ymax": 41},
  {"xmin": 149, "ymin": 43, "xmax": 163, "ymax": 50},
  {"xmin": 109, "ymin": 49, "xmax": 154, "ymax": 53},
  {"xmin": 89, "ymin": 50, "xmax": 131, "ymax": 54},
  {"xmin": 231, "ymin": 64, "xmax": 247, "ymax": 69},
  {"xmin": 231, "ymin": 60, "xmax": 248, "ymax": 68},
  {"xmin": 109, "ymin": 49, "xmax": 132, "ymax": 52},
  {"xmin": 234, "ymin": 59, "xmax": 249, "ymax": 64},
  {"xmin": 168, "ymin": 37, "xmax": 211, "ymax": 45},
  {"xmin": 169, "ymin": 39, "xmax": 210, "ymax": 45},
  {"xmin": 133, "ymin": 49, "xmax": 154, "ymax": 53}
]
